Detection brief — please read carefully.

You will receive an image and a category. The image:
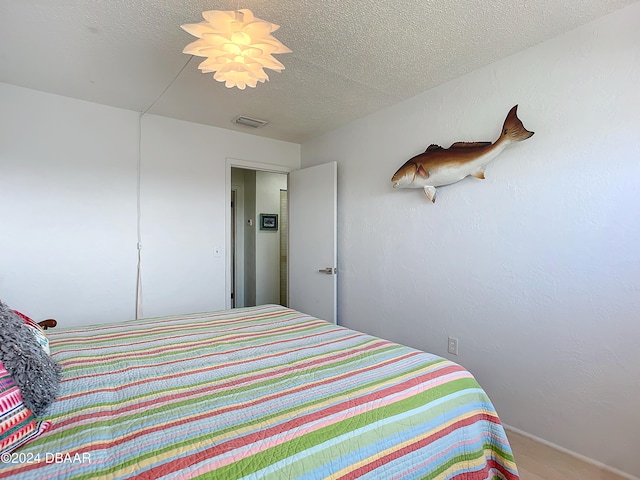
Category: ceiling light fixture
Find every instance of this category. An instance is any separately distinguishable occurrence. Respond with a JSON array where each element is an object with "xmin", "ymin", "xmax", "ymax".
[{"xmin": 181, "ymin": 9, "xmax": 291, "ymax": 90}]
